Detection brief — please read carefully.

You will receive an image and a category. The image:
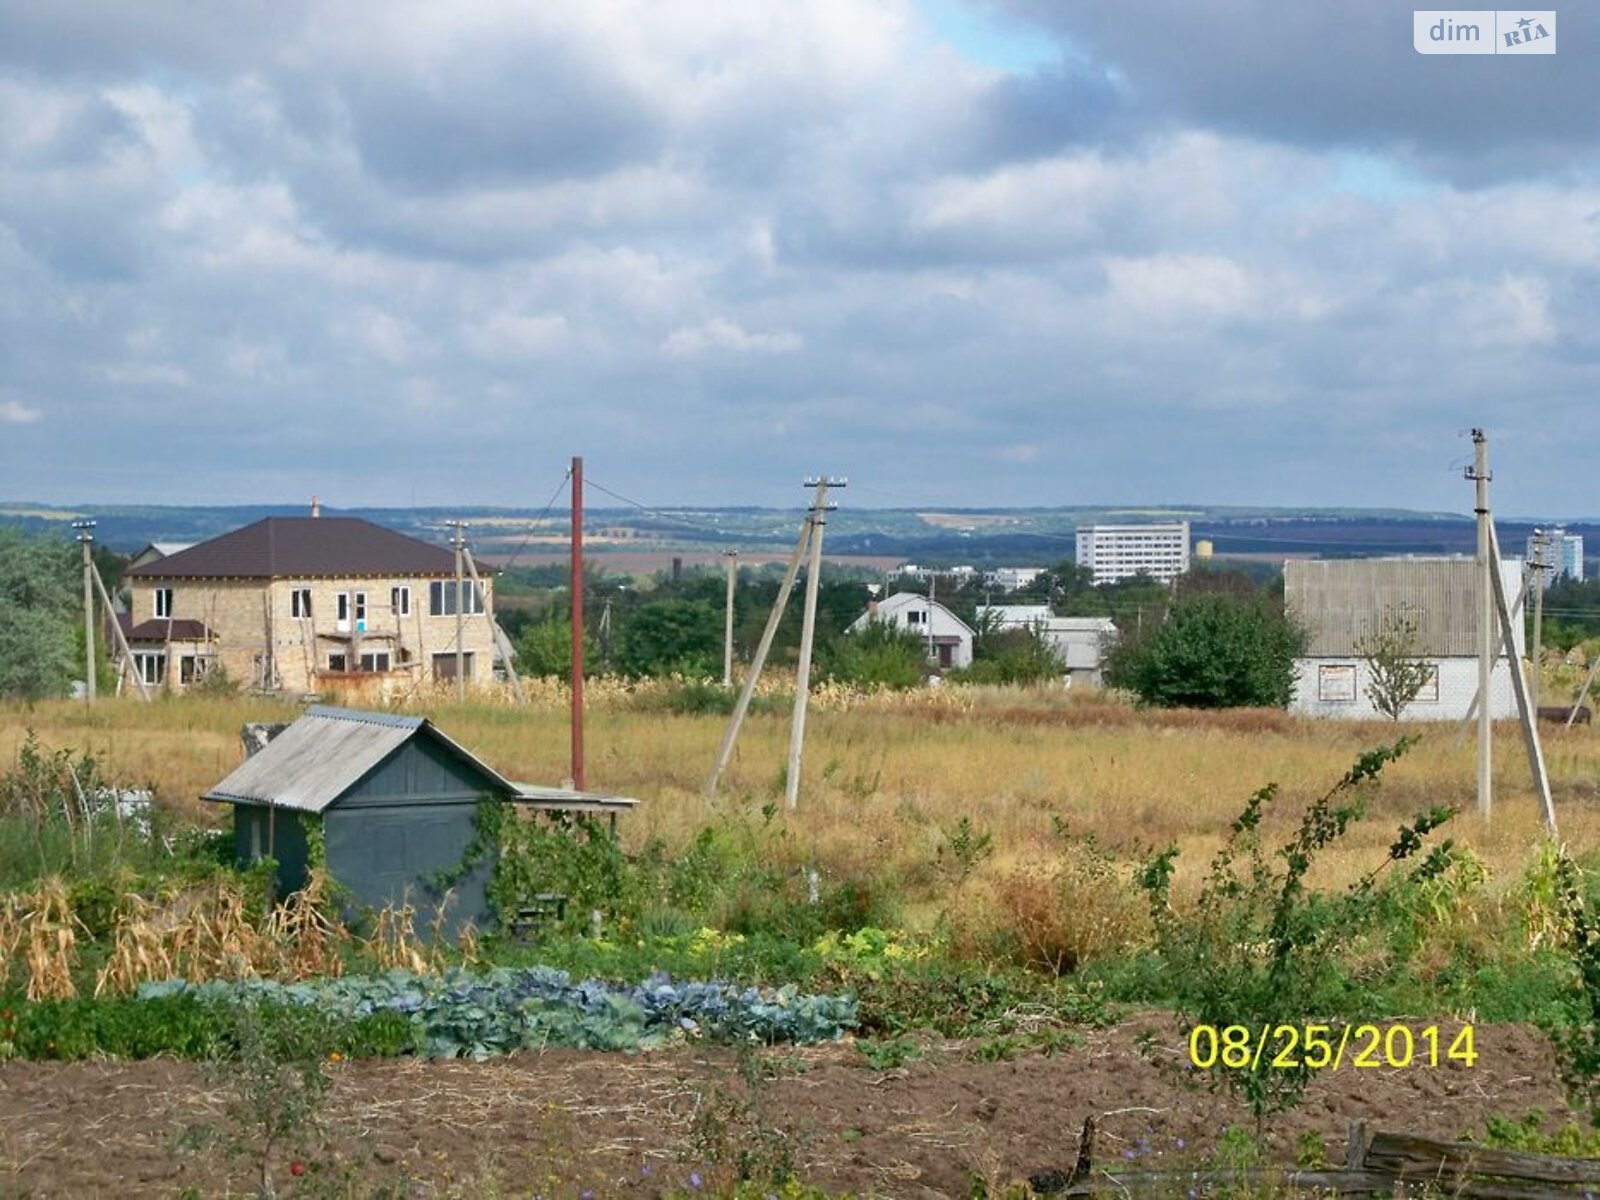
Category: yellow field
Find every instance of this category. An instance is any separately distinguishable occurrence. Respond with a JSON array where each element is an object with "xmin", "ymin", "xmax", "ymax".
[{"xmin": 4, "ymin": 685, "xmax": 1595, "ymax": 935}]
